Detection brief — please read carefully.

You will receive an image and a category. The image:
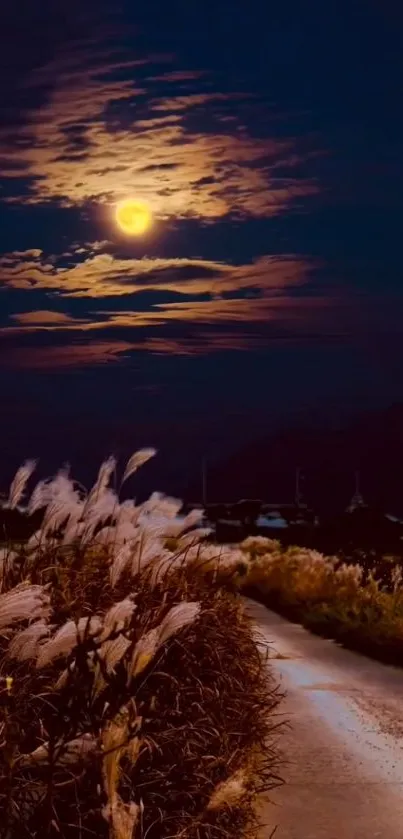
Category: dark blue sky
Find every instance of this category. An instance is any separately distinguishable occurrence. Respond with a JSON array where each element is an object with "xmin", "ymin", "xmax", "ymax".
[{"xmin": 0, "ymin": 0, "xmax": 402, "ymax": 495}]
